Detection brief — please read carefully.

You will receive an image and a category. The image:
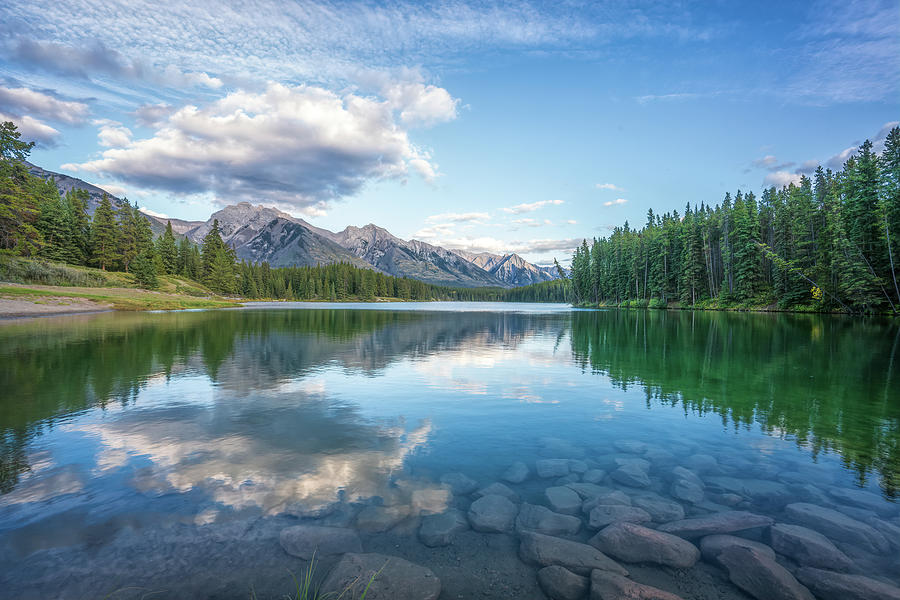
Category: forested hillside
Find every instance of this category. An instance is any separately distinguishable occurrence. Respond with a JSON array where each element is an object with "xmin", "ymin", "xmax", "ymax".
[{"xmin": 570, "ymin": 129, "xmax": 900, "ymax": 314}]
